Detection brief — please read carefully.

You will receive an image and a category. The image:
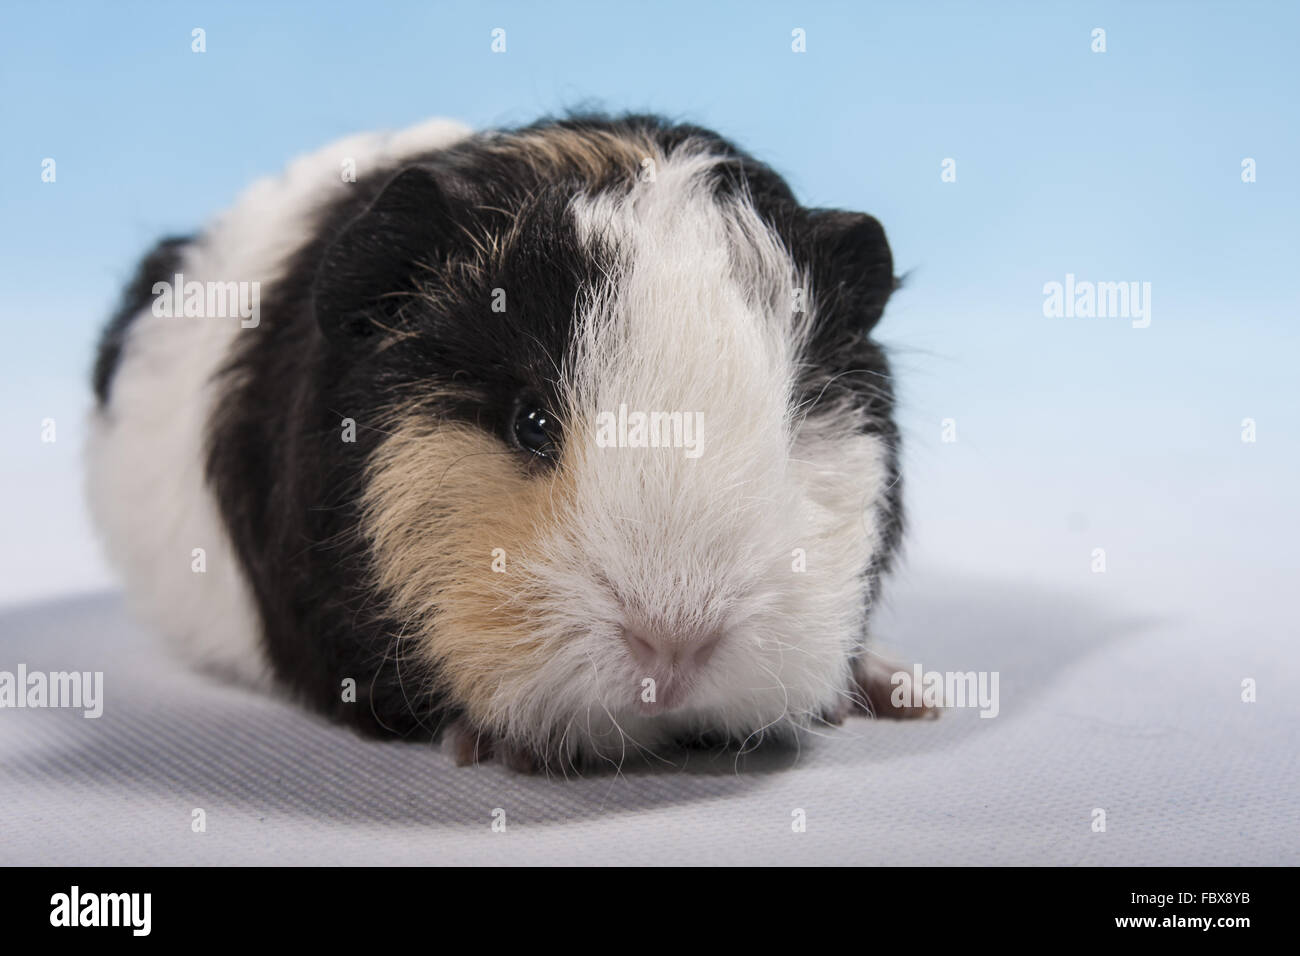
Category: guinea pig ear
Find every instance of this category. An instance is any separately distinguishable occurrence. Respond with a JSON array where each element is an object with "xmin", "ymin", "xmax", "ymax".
[
  {"xmin": 312, "ymin": 165, "xmax": 452, "ymax": 344},
  {"xmin": 804, "ymin": 210, "xmax": 896, "ymax": 332}
]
